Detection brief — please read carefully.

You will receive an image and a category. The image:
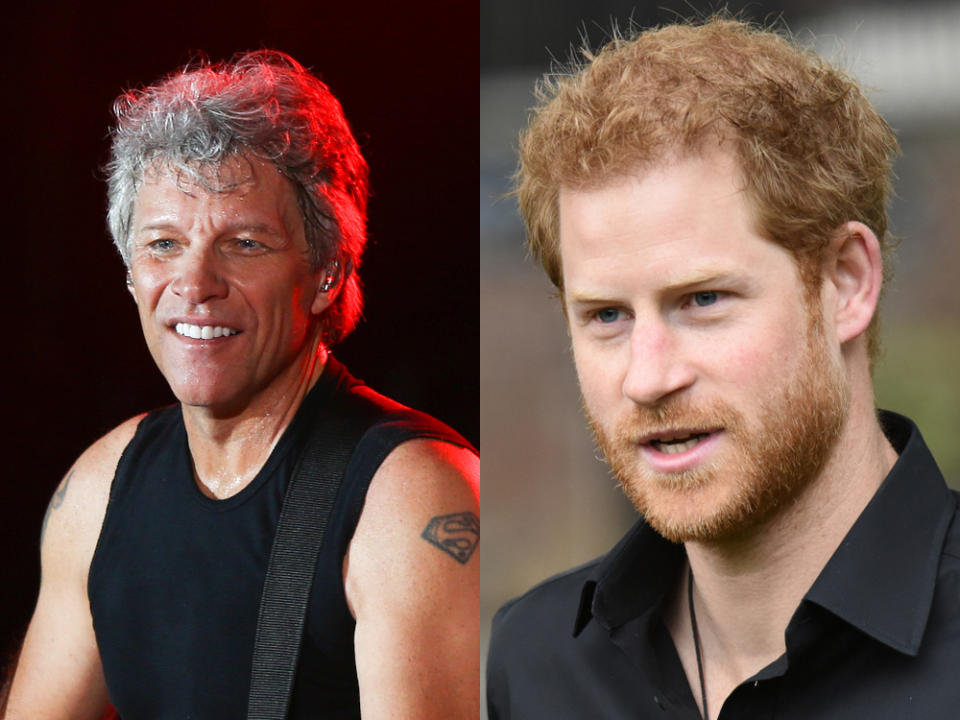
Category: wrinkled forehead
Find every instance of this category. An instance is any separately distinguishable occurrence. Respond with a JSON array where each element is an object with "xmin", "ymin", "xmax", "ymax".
[
  {"xmin": 131, "ymin": 153, "xmax": 306, "ymax": 242},
  {"xmin": 139, "ymin": 153, "xmax": 274, "ymax": 197}
]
